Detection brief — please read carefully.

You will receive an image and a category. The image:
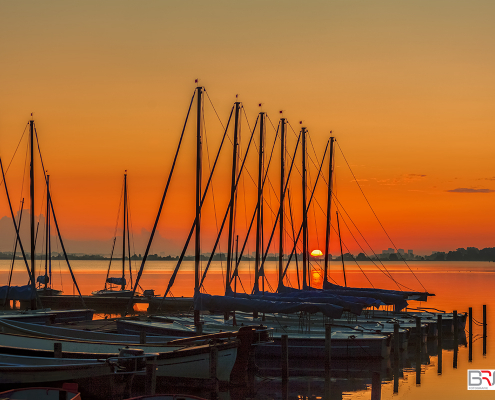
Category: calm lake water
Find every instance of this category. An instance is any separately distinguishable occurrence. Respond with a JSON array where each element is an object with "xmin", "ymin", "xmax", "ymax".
[{"xmin": 2, "ymin": 260, "xmax": 495, "ymax": 399}]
